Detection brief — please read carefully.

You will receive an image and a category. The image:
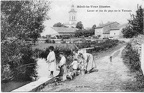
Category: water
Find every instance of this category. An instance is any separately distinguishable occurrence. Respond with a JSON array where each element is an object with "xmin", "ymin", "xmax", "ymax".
[
  {"xmin": 1, "ymin": 58, "xmax": 57, "ymax": 92},
  {"xmin": 1, "ymin": 81, "xmax": 30, "ymax": 92},
  {"xmin": 36, "ymin": 58, "xmax": 59, "ymax": 78},
  {"xmin": 36, "ymin": 58, "xmax": 50, "ymax": 77}
]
